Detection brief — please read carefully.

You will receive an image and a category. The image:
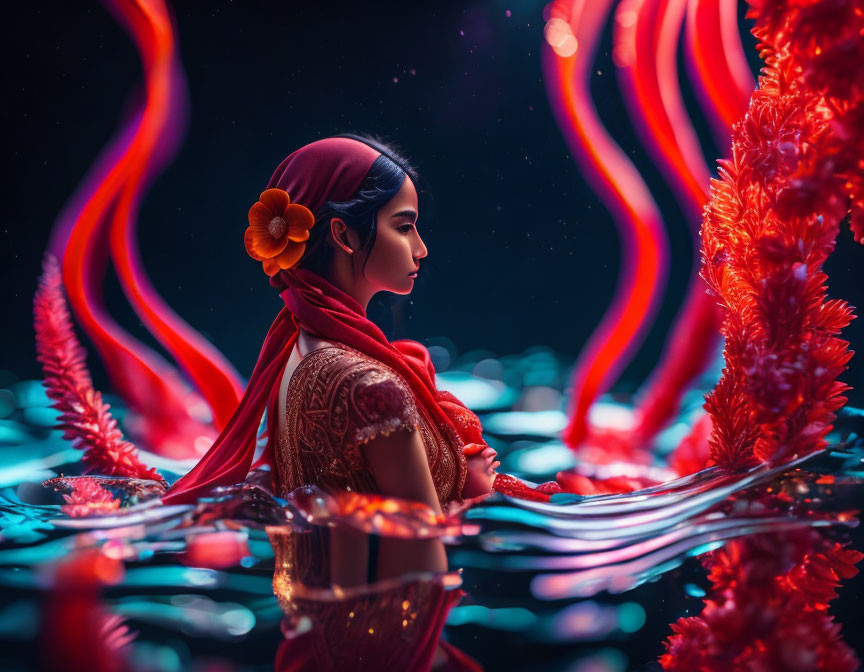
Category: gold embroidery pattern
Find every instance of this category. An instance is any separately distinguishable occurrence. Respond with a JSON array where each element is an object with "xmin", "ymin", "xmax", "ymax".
[
  {"xmin": 269, "ymin": 345, "xmax": 470, "ymax": 663},
  {"xmin": 273, "ymin": 344, "xmax": 467, "ymax": 506}
]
